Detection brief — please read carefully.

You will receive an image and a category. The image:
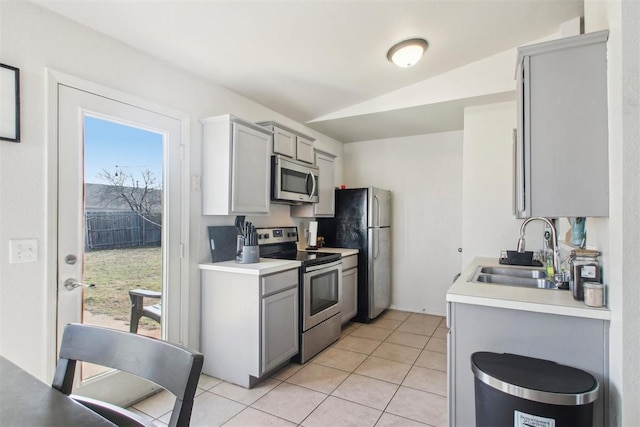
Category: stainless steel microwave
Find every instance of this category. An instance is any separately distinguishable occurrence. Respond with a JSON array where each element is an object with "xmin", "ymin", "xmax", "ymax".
[{"xmin": 271, "ymin": 154, "xmax": 319, "ymax": 204}]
